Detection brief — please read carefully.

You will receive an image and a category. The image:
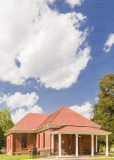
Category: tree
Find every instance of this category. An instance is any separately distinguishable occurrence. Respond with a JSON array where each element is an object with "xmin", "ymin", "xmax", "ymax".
[
  {"xmin": 91, "ymin": 73, "xmax": 114, "ymax": 152},
  {"xmin": 0, "ymin": 126, "xmax": 5, "ymax": 152},
  {"xmin": 0, "ymin": 108, "xmax": 14, "ymax": 151},
  {"xmin": 0, "ymin": 108, "xmax": 14, "ymax": 132}
]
